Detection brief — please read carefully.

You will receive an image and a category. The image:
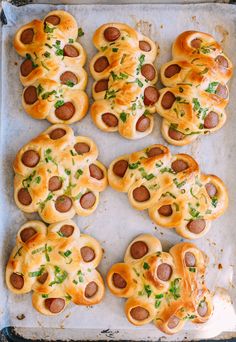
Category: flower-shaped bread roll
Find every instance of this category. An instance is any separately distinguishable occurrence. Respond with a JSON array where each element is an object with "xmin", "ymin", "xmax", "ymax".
[
  {"xmin": 157, "ymin": 31, "xmax": 233, "ymax": 145},
  {"xmin": 108, "ymin": 144, "xmax": 227, "ymax": 239},
  {"xmin": 107, "ymin": 234, "xmax": 213, "ymax": 335},
  {"xmin": 14, "ymin": 10, "xmax": 88, "ymax": 124},
  {"xmin": 6, "ymin": 219, "xmax": 104, "ymax": 315},
  {"xmin": 13, "ymin": 124, "xmax": 107, "ymax": 223},
  {"xmin": 90, "ymin": 23, "xmax": 159, "ymax": 139}
]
